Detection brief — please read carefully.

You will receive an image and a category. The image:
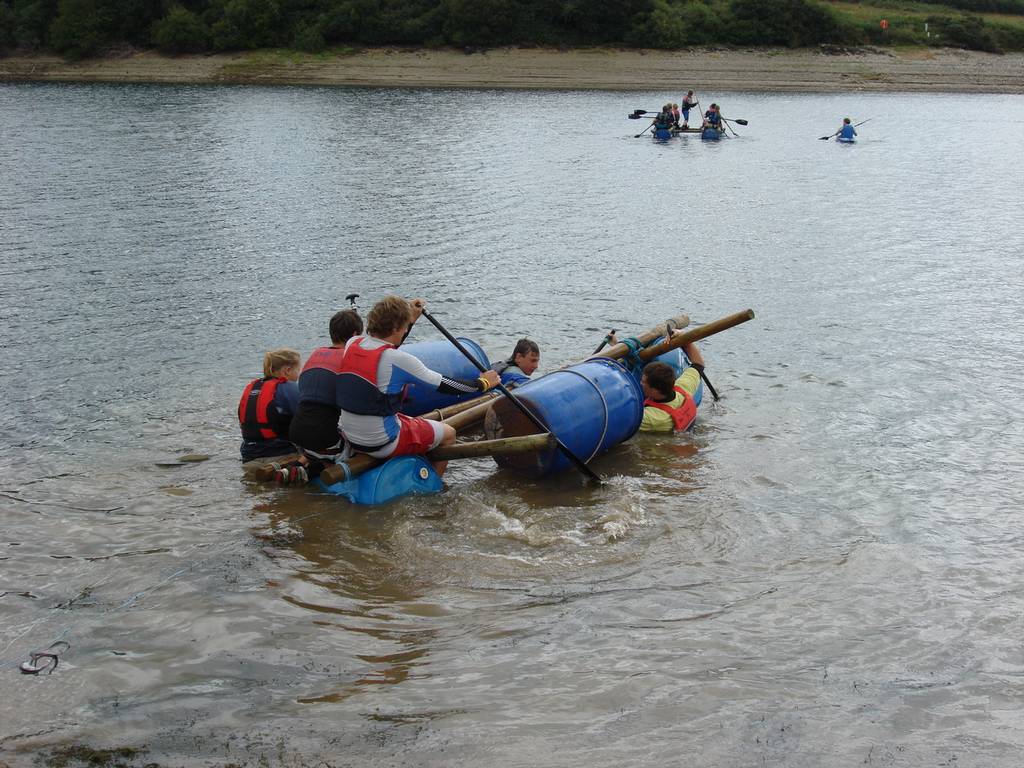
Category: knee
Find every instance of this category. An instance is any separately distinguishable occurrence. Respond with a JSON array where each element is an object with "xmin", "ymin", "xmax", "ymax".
[{"xmin": 440, "ymin": 424, "xmax": 456, "ymax": 445}]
